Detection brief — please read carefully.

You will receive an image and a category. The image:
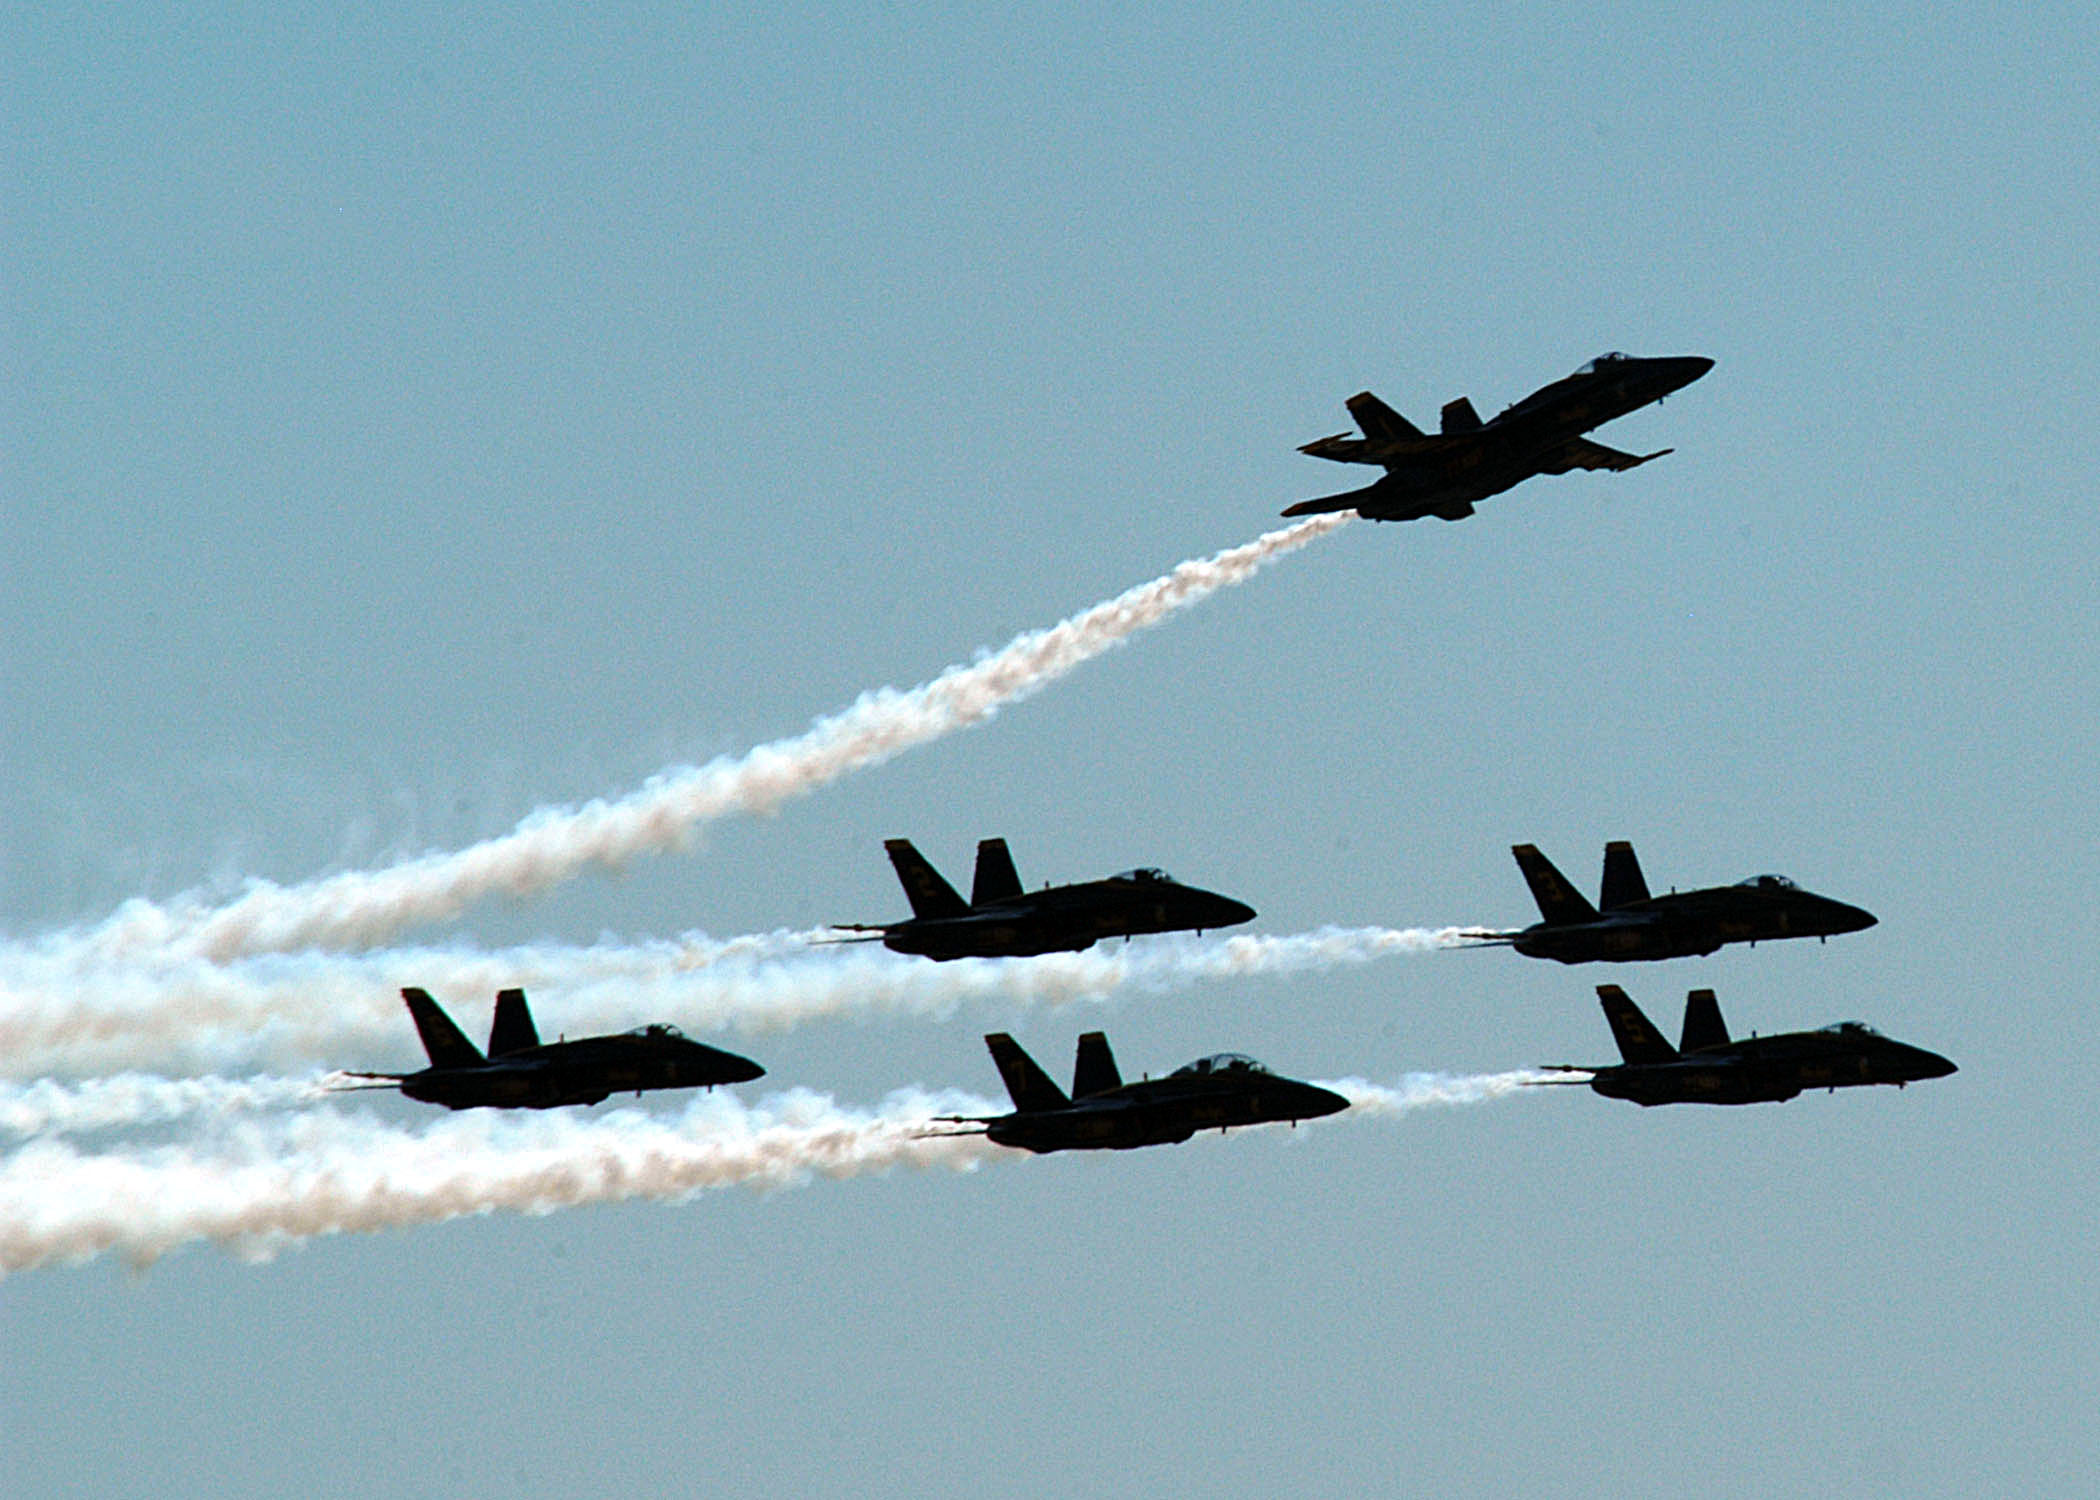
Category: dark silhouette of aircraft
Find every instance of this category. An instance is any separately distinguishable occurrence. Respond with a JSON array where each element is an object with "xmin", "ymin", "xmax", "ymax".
[
  {"xmin": 829, "ymin": 838, "xmax": 1255, "ymax": 960},
  {"xmin": 338, "ymin": 987, "xmax": 764, "ymax": 1109},
  {"xmin": 1284, "ymin": 351, "xmax": 1713, "ymax": 522},
  {"xmin": 1537, "ymin": 985, "xmax": 1956, "ymax": 1106},
  {"xmin": 934, "ymin": 1031, "xmax": 1350, "ymax": 1152},
  {"xmin": 1469, "ymin": 840, "xmax": 1876, "ymax": 963}
]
